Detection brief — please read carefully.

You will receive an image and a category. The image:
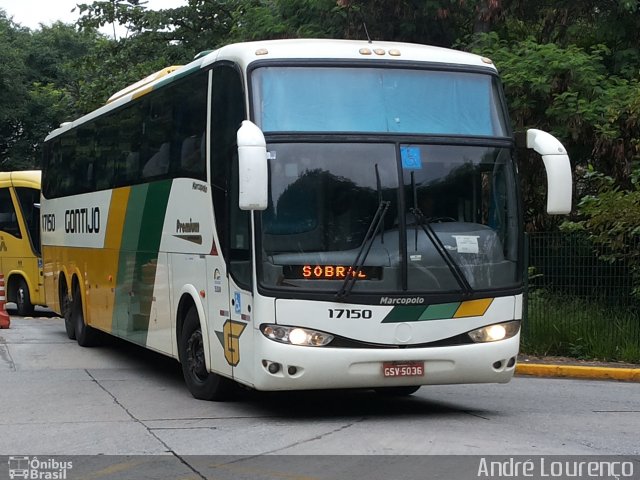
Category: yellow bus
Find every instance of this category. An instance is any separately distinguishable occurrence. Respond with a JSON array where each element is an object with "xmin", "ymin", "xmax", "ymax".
[{"xmin": 0, "ymin": 170, "xmax": 45, "ymax": 315}]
